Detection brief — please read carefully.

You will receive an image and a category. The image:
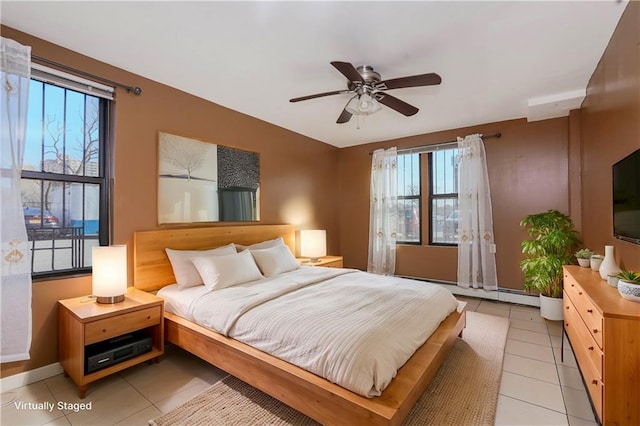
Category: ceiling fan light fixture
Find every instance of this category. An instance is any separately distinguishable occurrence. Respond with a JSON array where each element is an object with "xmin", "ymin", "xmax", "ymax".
[{"xmin": 345, "ymin": 93, "xmax": 381, "ymax": 116}]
